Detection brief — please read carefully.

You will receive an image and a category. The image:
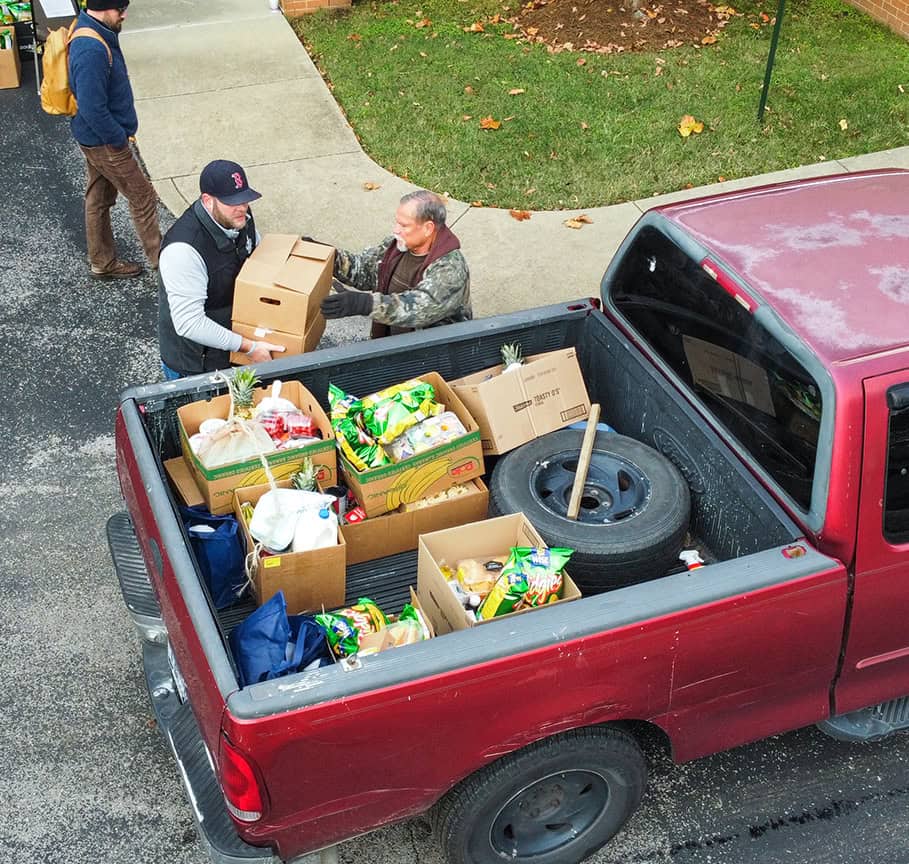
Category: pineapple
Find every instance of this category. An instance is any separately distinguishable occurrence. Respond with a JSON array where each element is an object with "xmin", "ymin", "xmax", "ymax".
[
  {"xmin": 501, "ymin": 343, "xmax": 524, "ymax": 374},
  {"xmin": 229, "ymin": 368, "xmax": 259, "ymax": 420},
  {"xmin": 291, "ymin": 457, "xmax": 318, "ymax": 492}
]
